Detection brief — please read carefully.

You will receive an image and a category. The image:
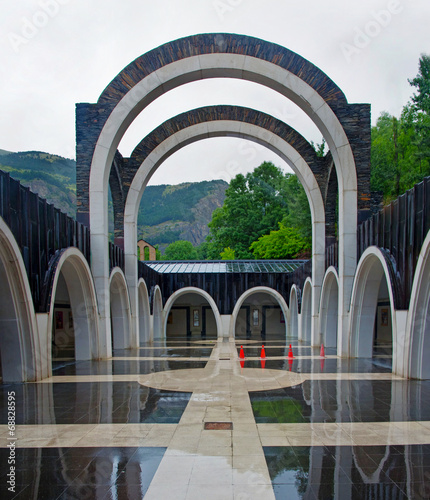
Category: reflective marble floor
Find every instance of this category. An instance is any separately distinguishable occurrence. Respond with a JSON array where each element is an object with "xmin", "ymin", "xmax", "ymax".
[{"xmin": 1, "ymin": 336, "xmax": 430, "ymax": 499}]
